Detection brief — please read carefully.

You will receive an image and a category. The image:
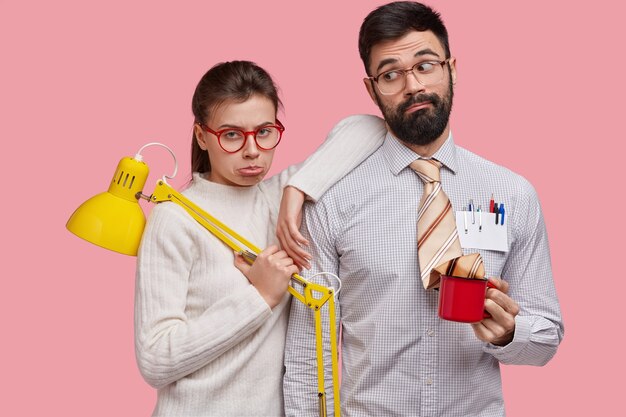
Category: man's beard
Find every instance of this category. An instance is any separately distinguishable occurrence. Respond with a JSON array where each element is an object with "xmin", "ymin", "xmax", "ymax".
[{"xmin": 374, "ymin": 79, "xmax": 454, "ymax": 147}]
